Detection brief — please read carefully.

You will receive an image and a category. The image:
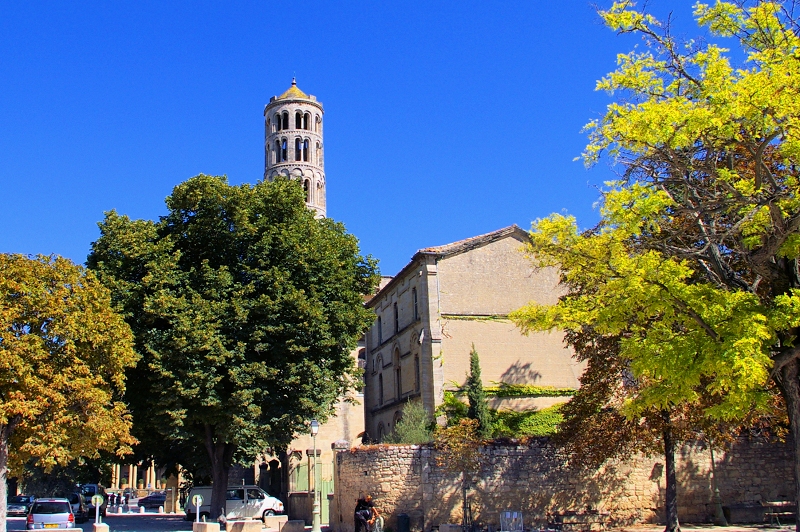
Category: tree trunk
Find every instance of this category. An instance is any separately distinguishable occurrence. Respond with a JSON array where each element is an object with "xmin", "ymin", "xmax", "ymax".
[
  {"xmin": 779, "ymin": 358, "xmax": 800, "ymax": 532},
  {"xmin": 0, "ymin": 417, "xmax": 20, "ymax": 532},
  {"xmin": 1, "ymin": 426, "xmax": 9, "ymax": 532},
  {"xmin": 204, "ymin": 424, "xmax": 236, "ymax": 521},
  {"xmin": 662, "ymin": 412, "xmax": 680, "ymax": 532}
]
